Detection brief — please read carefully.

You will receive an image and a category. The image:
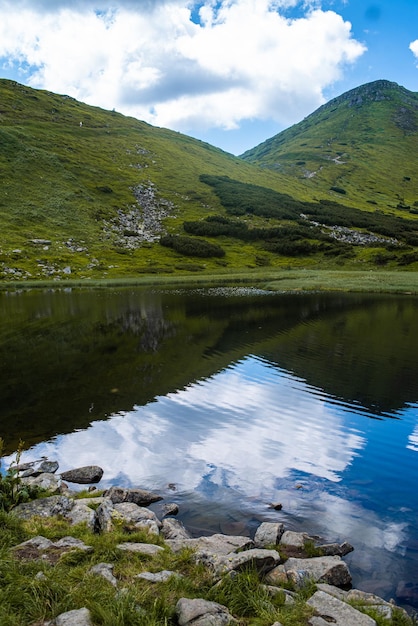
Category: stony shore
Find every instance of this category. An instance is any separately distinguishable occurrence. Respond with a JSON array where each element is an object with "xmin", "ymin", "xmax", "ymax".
[{"xmin": 8, "ymin": 460, "xmax": 417, "ymax": 626}]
